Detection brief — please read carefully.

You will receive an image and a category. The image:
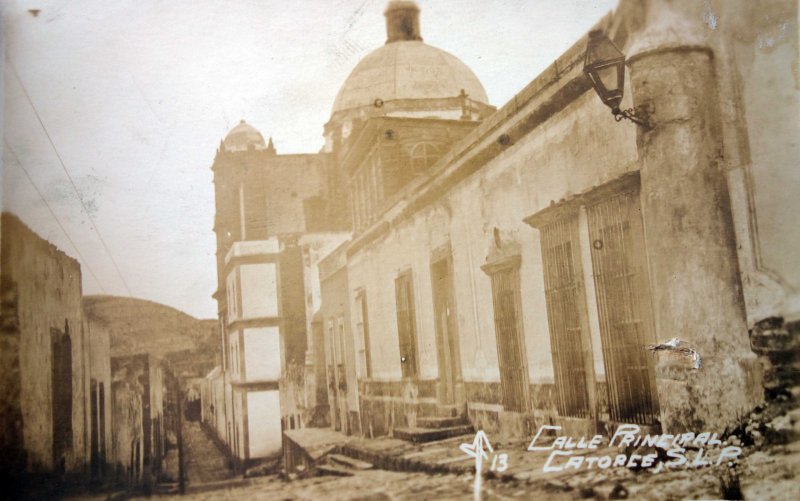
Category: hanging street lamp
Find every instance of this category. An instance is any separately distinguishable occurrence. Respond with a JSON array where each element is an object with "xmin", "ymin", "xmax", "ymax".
[{"xmin": 583, "ymin": 29, "xmax": 652, "ymax": 129}]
